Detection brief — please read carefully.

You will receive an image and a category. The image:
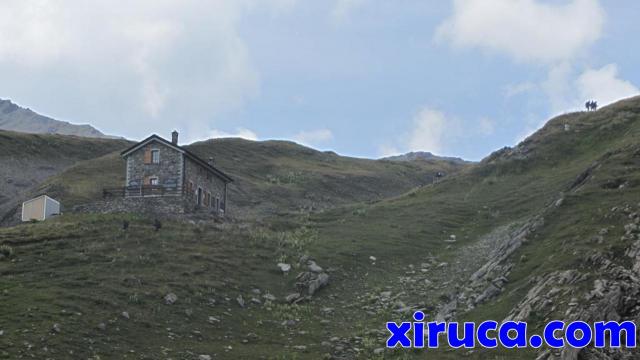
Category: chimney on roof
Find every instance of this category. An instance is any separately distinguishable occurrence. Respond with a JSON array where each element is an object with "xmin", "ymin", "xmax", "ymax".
[
  {"xmin": 208, "ymin": 157, "xmax": 214, "ymax": 166},
  {"xmin": 171, "ymin": 130, "xmax": 178, "ymax": 145}
]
